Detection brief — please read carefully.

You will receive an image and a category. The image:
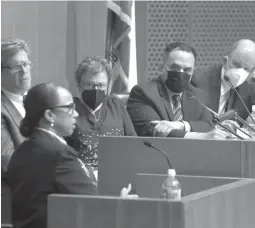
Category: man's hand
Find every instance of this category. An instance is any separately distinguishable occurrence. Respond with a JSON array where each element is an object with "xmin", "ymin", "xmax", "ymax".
[
  {"xmin": 151, "ymin": 120, "xmax": 184, "ymax": 137},
  {"xmin": 184, "ymin": 128, "xmax": 228, "ymax": 140},
  {"xmin": 120, "ymin": 183, "xmax": 139, "ymax": 199},
  {"xmin": 221, "ymin": 120, "xmax": 240, "ymax": 132}
]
